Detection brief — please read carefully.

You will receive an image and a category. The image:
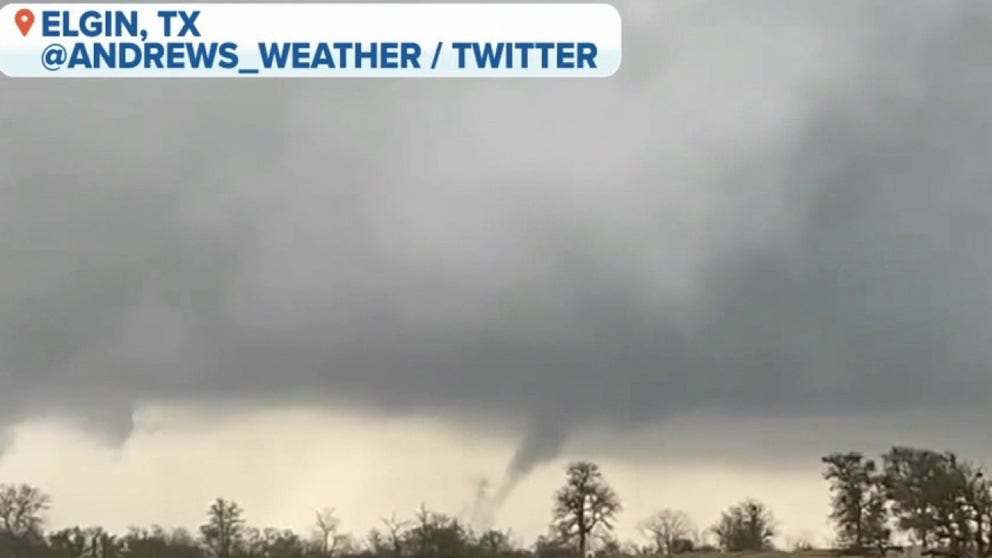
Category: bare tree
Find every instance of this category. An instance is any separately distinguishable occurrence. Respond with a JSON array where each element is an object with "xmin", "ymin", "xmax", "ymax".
[
  {"xmin": 551, "ymin": 461, "xmax": 622, "ymax": 557},
  {"xmin": 199, "ymin": 498, "xmax": 246, "ymax": 558},
  {"xmin": 711, "ymin": 498, "xmax": 776, "ymax": 552},
  {"xmin": 0, "ymin": 483, "xmax": 50, "ymax": 539},
  {"xmin": 314, "ymin": 507, "xmax": 344, "ymax": 556},
  {"xmin": 640, "ymin": 509, "xmax": 694, "ymax": 555},
  {"xmin": 381, "ymin": 513, "xmax": 409, "ymax": 557},
  {"xmin": 406, "ymin": 504, "xmax": 470, "ymax": 557}
]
